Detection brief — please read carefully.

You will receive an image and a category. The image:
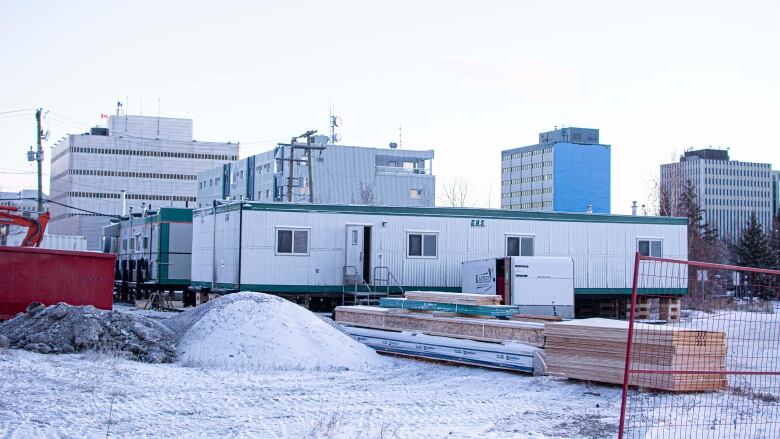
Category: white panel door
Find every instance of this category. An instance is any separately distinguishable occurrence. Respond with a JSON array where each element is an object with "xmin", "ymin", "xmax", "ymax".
[{"xmin": 345, "ymin": 225, "xmax": 364, "ymax": 279}]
